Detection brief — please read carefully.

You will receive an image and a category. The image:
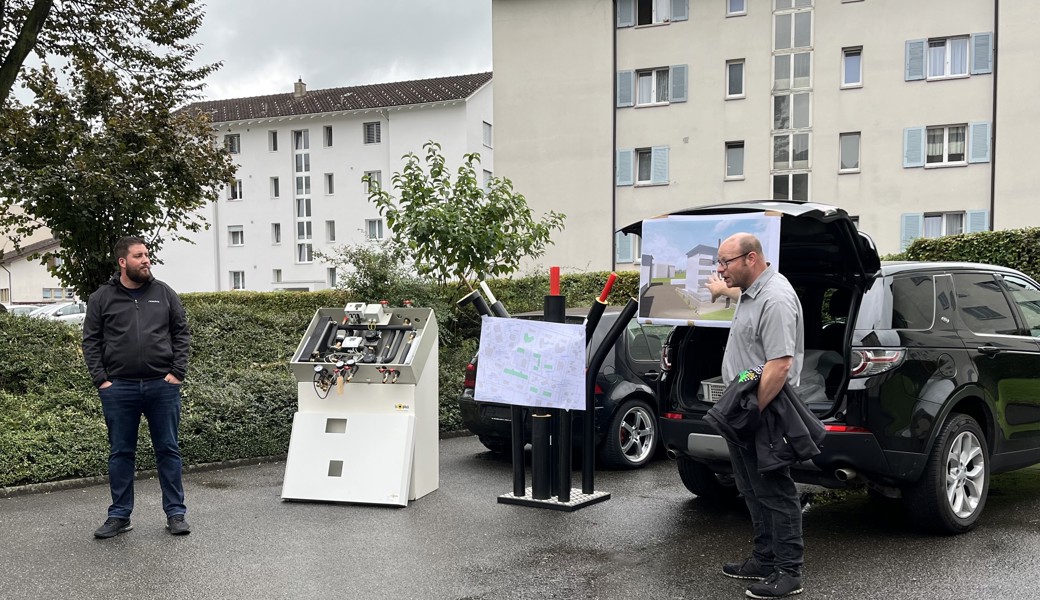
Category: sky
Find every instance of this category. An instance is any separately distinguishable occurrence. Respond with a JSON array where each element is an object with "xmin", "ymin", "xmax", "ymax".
[{"xmin": 191, "ymin": 0, "xmax": 493, "ymax": 101}]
